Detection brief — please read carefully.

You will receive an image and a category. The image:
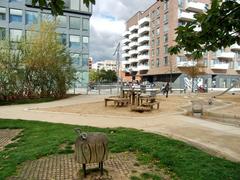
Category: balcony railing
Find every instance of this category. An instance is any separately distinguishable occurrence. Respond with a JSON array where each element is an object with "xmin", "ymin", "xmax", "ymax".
[
  {"xmin": 129, "ymin": 42, "xmax": 138, "ymax": 48},
  {"xmin": 138, "ymin": 54, "xmax": 149, "ymax": 61},
  {"xmin": 129, "ymin": 58, "xmax": 138, "ymax": 63},
  {"xmin": 129, "ymin": 25, "xmax": 138, "ymax": 32},
  {"xmin": 217, "ymin": 52, "xmax": 235, "ymax": 60},
  {"xmin": 138, "ymin": 64, "xmax": 149, "ymax": 71},
  {"xmin": 138, "ymin": 17, "xmax": 150, "ymax": 26},
  {"xmin": 178, "ymin": 11, "xmax": 195, "ymax": 21},
  {"xmin": 121, "ymin": 60, "xmax": 130, "ymax": 65},
  {"xmin": 138, "ymin": 45, "xmax": 150, "ymax": 52},
  {"xmin": 185, "ymin": 2, "xmax": 207, "ymax": 13},
  {"xmin": 122, "ymin": 45, "xmax": 130, "ymax": 51},
  {"xmin": 122, "ymin": 38, "xmax": 130, "ymax": 45},
  {"xmin": 129, "ymin": 50, "xmax": 138, "ymax": 55},
  {"xmin": 138, "ymin": 26, "xmax": 150, "ymax": 35},
  {"xmin": 230, "ymin": 44, "xmax": 240, "ymax": 51},
  {"xmin": 129, "ymin": 33, "xmax": 139, "ymax": 40},
  {"xmin": 130, "ymin": 66, "xmax": 138, "ymax": 72},
  {"xmin": 138, "ymin": 36, "xmax": 150, "ymax": 44},
  {"xmin": 122, "ymin": 53, "xmax": 130, "ymax": 58},
  {"xmin": 123, "ymin": 31, "xmax": 130, "ymax": 37},
  {"xmin": 235, "ymin": 62, "xmax": 240, "ymax": 71},
  {"xmin": 211, "ymin": 62, "xmax": 229, "ymax": 70}
]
